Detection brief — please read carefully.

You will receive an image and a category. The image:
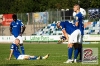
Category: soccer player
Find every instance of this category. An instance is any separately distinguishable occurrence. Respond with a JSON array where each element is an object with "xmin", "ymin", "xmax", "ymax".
[
  {"xmin": 73, "ymin": 4, "xmax": 84, "ymax": 62},
  {"xmin": 57, "ymin": 21, "xmax": 81, "ymax": 63},
  {"xmin": 10, "ymin": 14, "xmax": 26, "ymax": 54},
  {"xmin": 8, "ymin": 39, "xmax": 49, "ymax": 60},
  {"xmin": 73, "ymin": 4, "xmax": 92, "ymax": 62}
]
